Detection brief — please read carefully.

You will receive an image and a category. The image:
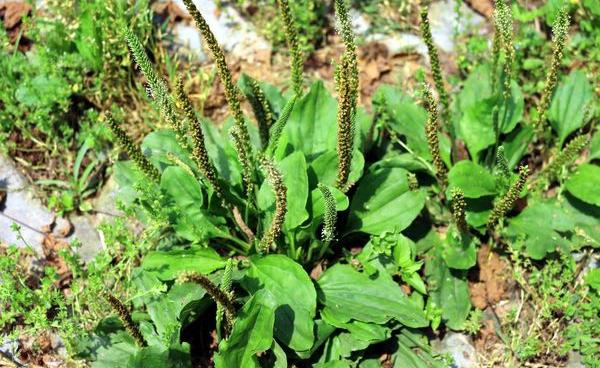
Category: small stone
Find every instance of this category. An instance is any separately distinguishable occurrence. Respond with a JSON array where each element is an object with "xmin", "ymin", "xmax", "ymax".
[
  {"xmin": 566, "ymin": 351, "xmax": 585, "ymax": 368},
  {"xmin": 428, "ymin": 0, "xmax": 485, "ymax": 53},
  {"xmin": 350, "ymin": 8, "xmax": 370, "ymax": 36},
  {"xmin": 169, "ymin": 0, "xmax": 271, "ymax": 61},
  {"xmin": 52, "ymin": 217, "xmax": 73, "ymax": 238},
  {"xmin": 0, "ymin": 155, "xmax": 54, "ymax": 253},
  {"xmin": 435, "ymin": 332, "xmax": 478, "ymax": 368},
  {"xmin": 366, "ymin": 33, "xmax": 427, "ymax": 58},
  {"xmin": 68, "ymin": 215, "xmax": 103, "ymax": 262}
]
